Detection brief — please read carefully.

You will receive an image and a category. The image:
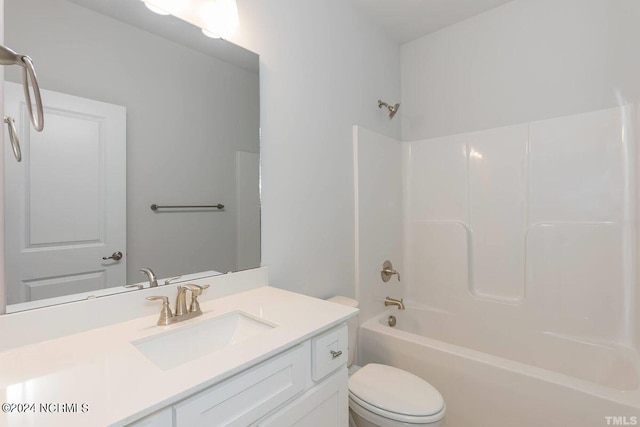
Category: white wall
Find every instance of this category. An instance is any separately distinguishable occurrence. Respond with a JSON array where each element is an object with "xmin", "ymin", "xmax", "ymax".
[
  {"xmin": 5, "ymin": 0, "xmax": 259, "ymax": 282},
  {"xmin": 353, "ymin": 126, "xmax": 406, "ymax": 322},
  {"xmin": 229, "ymin": 0, "xmax": 402, "ymax": 298},
  {"xmin": 401, "ymin": 0, "xmax": 640, "ymax": 141}
]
